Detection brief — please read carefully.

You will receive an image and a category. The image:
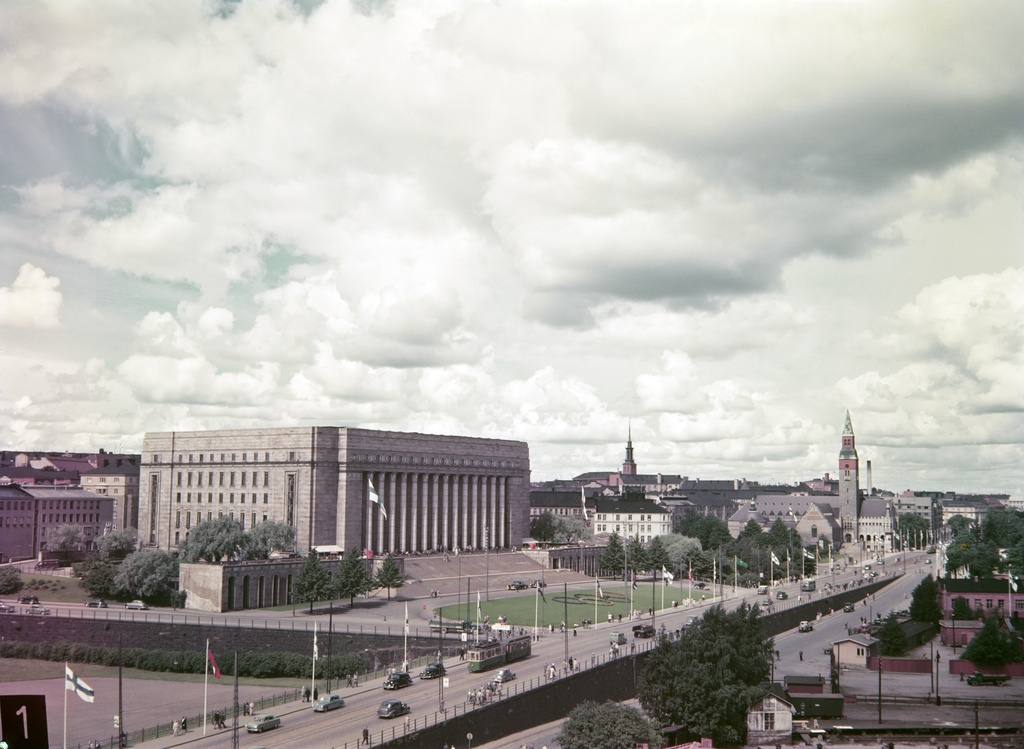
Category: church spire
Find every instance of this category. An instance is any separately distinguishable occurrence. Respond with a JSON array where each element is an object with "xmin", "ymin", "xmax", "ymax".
[{"xmin": 622, "ymin": 422, "xmax": 637, "ymax": 476}]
